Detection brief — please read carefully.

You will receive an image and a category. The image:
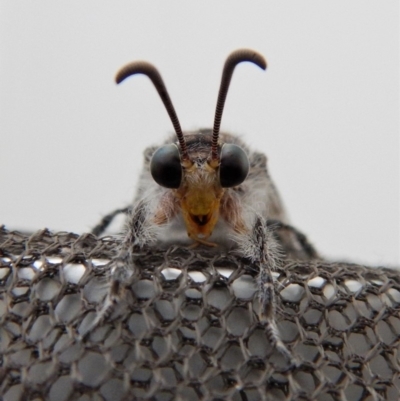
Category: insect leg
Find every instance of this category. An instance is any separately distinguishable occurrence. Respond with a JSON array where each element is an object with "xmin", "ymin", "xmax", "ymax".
[
  {"xmin": 267, "ymin": 219, "xmax": 319, "ymax": 260},
  {"xmin": 250, "ymin": 216, "xmax": 298, "ymax": 368},
  {"xmin": 85, "ymin": 201, "xmax": 151, "ymax": 334},
  {"xmin": 120, "ymin": 200, "xmax": 154, "ymax": 252},
  {"xmin": 91, "ymin": 206, "xmax": 132, "ymax": 236},
  {"xmin": 258, "ymin": 267, "xmax": 296, "ymax": 365}
]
